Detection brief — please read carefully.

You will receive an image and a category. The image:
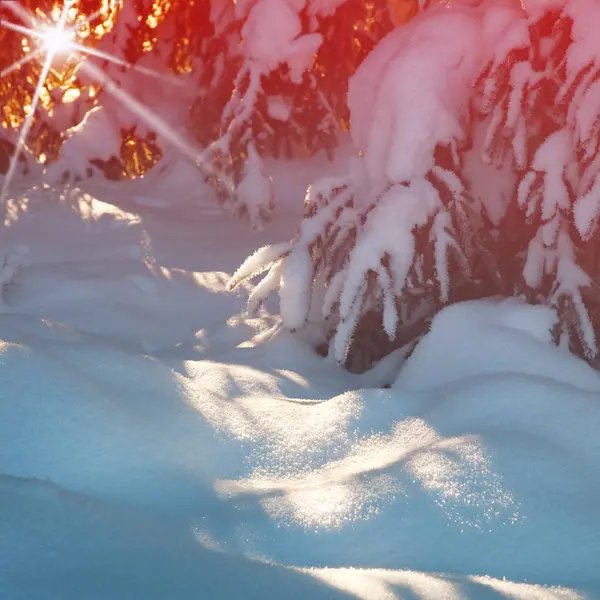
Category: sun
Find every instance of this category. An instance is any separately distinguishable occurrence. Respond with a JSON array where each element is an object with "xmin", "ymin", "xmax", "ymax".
[
  {"xmin": 1, "ymin": 0, "xmax": 226, "ymax": 206},
  {"xmin": 39, "ymin": 25, "xmax": 75, "ymax": 56}
]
